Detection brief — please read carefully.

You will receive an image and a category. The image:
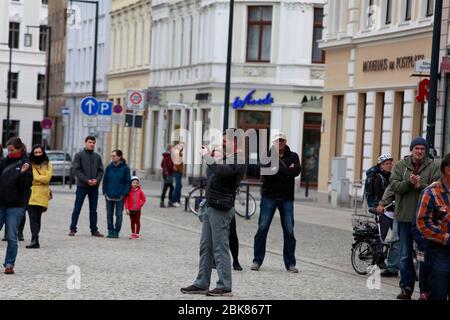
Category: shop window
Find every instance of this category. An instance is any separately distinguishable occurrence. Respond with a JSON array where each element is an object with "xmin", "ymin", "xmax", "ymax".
[
  {"xmin": 302, "ymin": 113, "xmax": 322, "ymax": 186},
  {"xmin": 32, "ymin": 121, "xmax": 42, "ymax": 146},
  {"xmin": 2, "ymin": 120, "xmax": 20, "ymax": 145},
  {"xmin": 334, "ymin": 96, "xmax": 344, "ymax": 157}
]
